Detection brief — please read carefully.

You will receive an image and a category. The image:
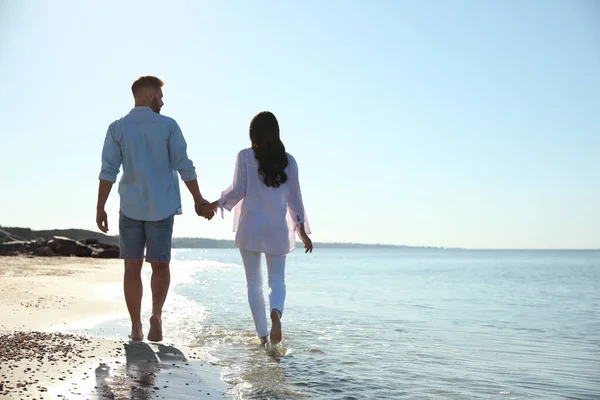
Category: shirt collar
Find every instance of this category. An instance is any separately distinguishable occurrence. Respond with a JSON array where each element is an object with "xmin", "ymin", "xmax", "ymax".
[{"xmin": 130, "ymin": 106, "xmax": 153, "ymax": 113}]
